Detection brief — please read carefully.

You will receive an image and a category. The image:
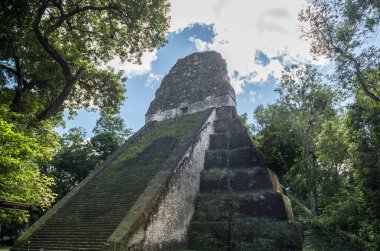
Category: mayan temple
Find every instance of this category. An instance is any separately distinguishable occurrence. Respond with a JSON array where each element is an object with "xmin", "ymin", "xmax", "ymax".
[{"xmin": 12, "ymin": 51, "xmax": 302, "ymax": 251}]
